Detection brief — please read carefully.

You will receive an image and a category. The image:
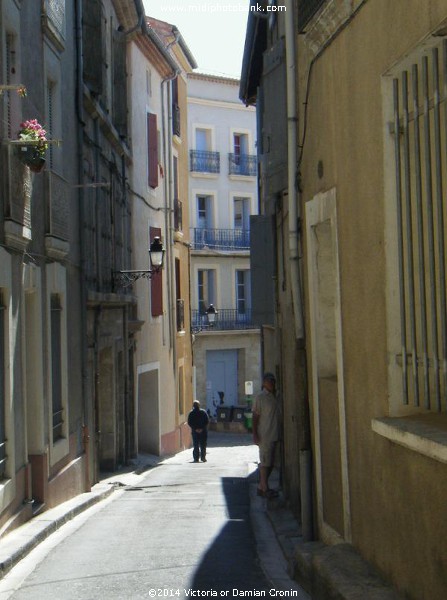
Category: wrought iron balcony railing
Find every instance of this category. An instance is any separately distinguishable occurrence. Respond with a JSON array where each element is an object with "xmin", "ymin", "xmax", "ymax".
[
  {"xmin": 173, "ymin": 104, "xmax": 181, "ymax": 137},
  {"xmin": 190, "ymin": 150, "xmax": 220, "ymax": 173},
  {"xmin": 174, "ymin": 198, "xmax": 183, "ymax": 232},
  {"xmin": 191, "ymin": 309, "xmax": 257, "ymax": 331},
  {"xmin": 191, "ymin": 228, "xmax": 250, "ymax": 251},
  {"xmin": 228, "ymin": 153, "xmax": 257, "ymax": 176}
]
